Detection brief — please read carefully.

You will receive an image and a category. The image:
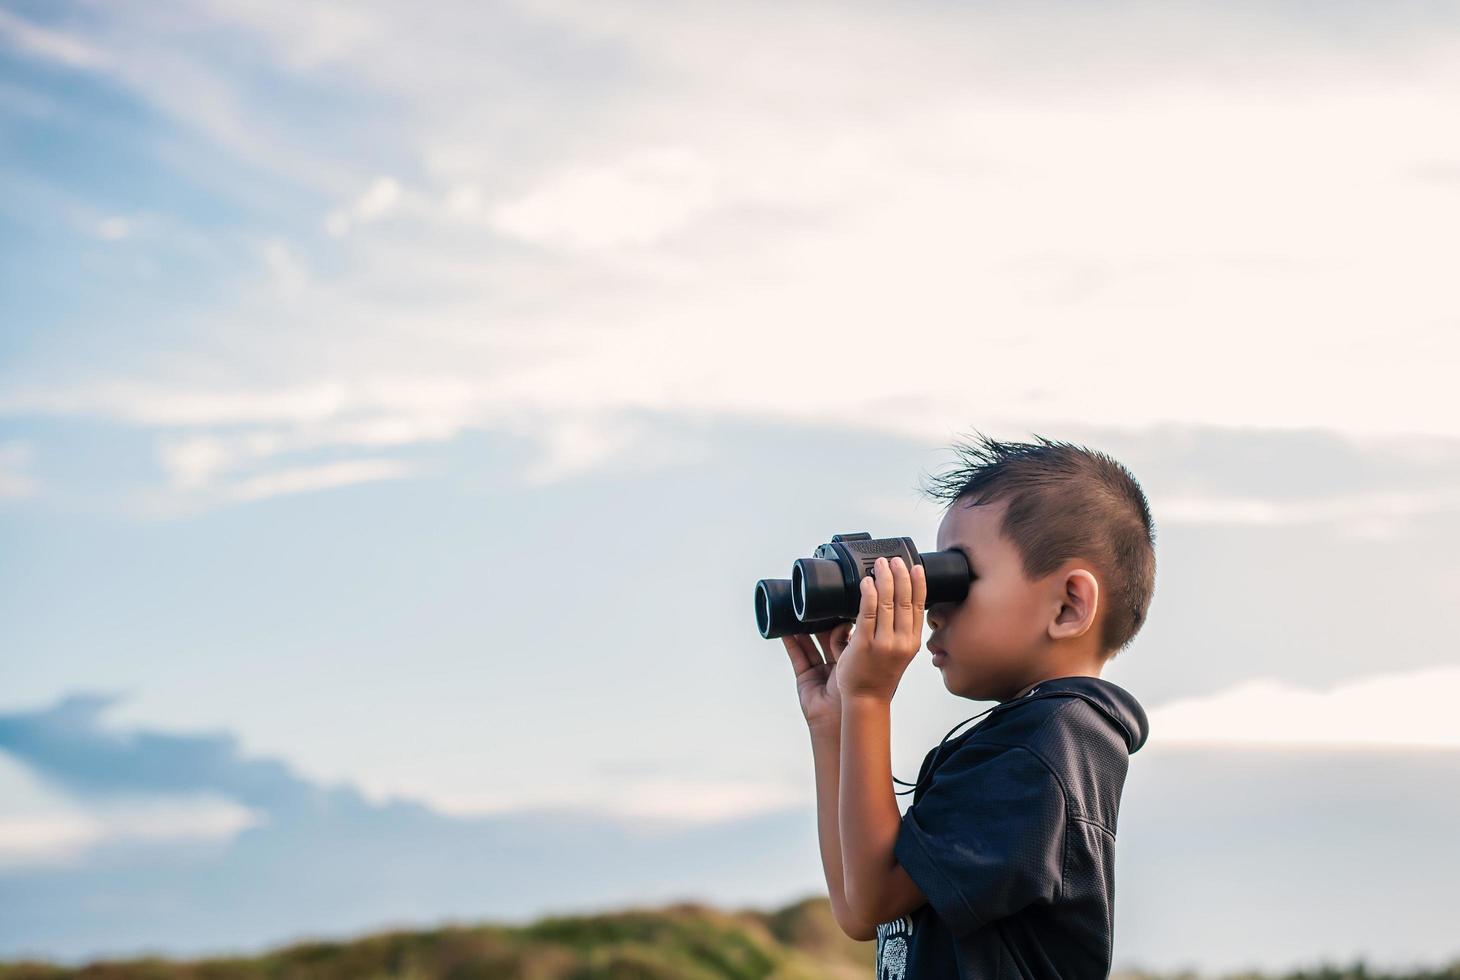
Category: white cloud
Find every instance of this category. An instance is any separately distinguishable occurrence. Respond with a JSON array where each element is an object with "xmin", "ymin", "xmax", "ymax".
[
  {"xmin": 1157, "ymin": 488, "xmax": 1460, "ymax": 526},
  {"xmin": 95, "ymin": 216, "xmax": 131, "ymax": 241},
  {"xmin": 220, "ymin": 458, "xmax": 423, "ymax": 502},
  {"xmin": 326, "ymin": 176, "xmax": 403, "ymax": 237},
  {"xmin": 0, "ymin": 377, "xmax": 472, "ymax": 509},
  {"xmin": 1146, "ymin": 665, "xmax": 1460, "ymax": 751},
  {"xmin": 2, "ymin": 381, "xmax": 350, "ymax": 426},
  {"xmin": 152, "ymin": 426, "xmax": 428, "ymax": 506},
  {"xmin": 194, "ymin": 0, "xmax": 379, "ymax": 71},
  {"xmin": 443, "ymin": 183, "xmax": 484, "ymax": 219},
  {"xmin": 0, "ymin": 441, "xmax": 37, "ymax": 499},
  {"xmin": 156, "ymin": 434, "xmax": 235, "ymax": 491},
  {"xmin": 1153, "ymin": 487, "xmax": 1460, "ymax": 540},
  {"xmin": 0, "ymin": 8, "xmax": 106, "ymax": 69},
  {"xmin": 5, "ymin": 2, "xmax": 1460, "ymax": 507},
  {"xmin": 514, "ymin": 413, "xmax": 654, "ymax": 486},
  {"xmin": 260, "ymin": 238, "xmax": 307, "ymax": 296},
  {"xmin": 0, "ymin": 752, "xmax": 263, "ymax": 869},
  {"xmin": 354, "ymin": 176, "xmax": 400, "ymax": 220},
  {"xmin": 490, "ymin": 146, "xmax": 723, "ymax": 250},
  {"xmin": 608, "ymin": 779, "xmax": 803, "ymax": 824},
  {"xmin": 121, "ymin": 377, "xmax": 483, "ymax": 504},
  {"xmin": 2, "ymin": 379, "xmax": 492, "ymax": 439},
  {"xmin": 362, "ymin": 774, "xmax": 805, "ymax": 826}
]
